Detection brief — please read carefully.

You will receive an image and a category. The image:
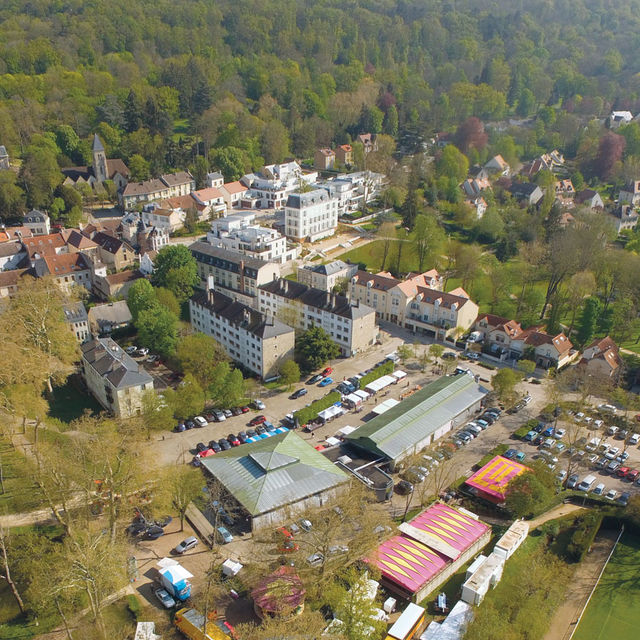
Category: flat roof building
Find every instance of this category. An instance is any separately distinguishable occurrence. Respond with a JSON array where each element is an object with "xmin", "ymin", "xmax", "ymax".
[
  {"xmin": 200, "ymin": 430, "xmax": 349, "ymax": 531},
  {"xmin": 345, "ymin": 372, "xmax": 488, "ymax": 469}
]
